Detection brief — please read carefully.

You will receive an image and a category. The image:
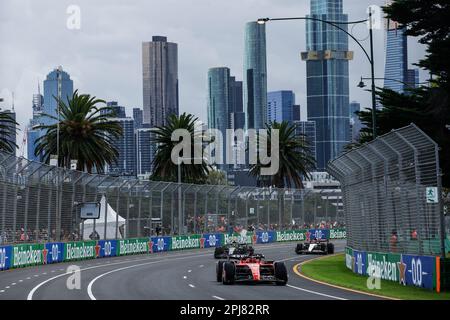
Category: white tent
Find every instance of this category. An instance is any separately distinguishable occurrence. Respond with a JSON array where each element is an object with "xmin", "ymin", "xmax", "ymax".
[{"xmin": 81, "ymin": 196, "xmax": 126, "ymax": 240}]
